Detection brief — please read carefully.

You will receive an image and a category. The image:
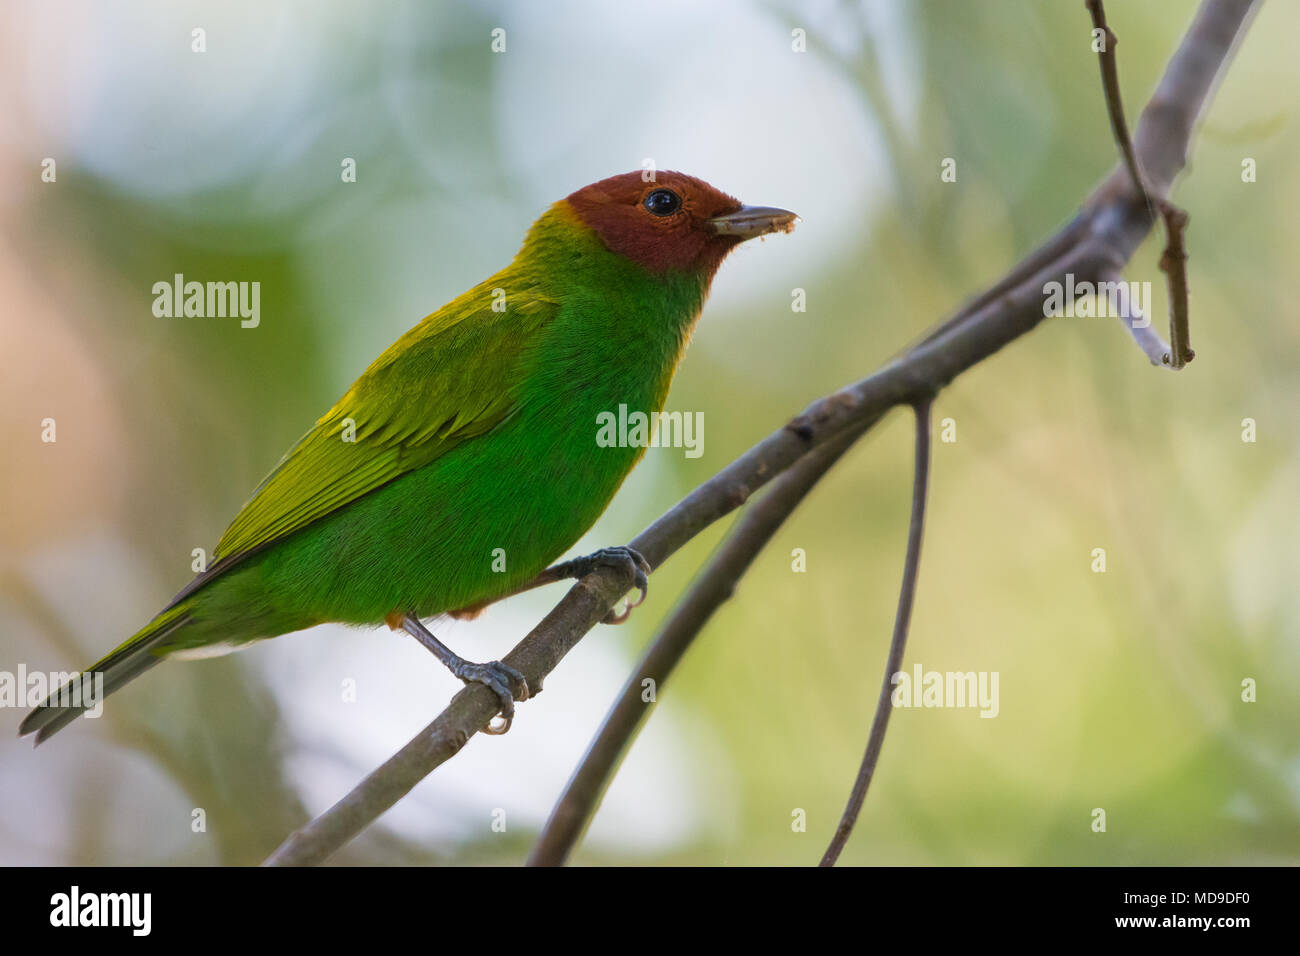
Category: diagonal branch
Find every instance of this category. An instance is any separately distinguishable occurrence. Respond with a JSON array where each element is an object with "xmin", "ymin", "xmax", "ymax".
[
  {"xmin": 526, "ymin": 416, "xmax": 882, "ymax": 866},
  {"xmin": 263, "ymin": 0, "xmax": 1258, "ymax": 867}
]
